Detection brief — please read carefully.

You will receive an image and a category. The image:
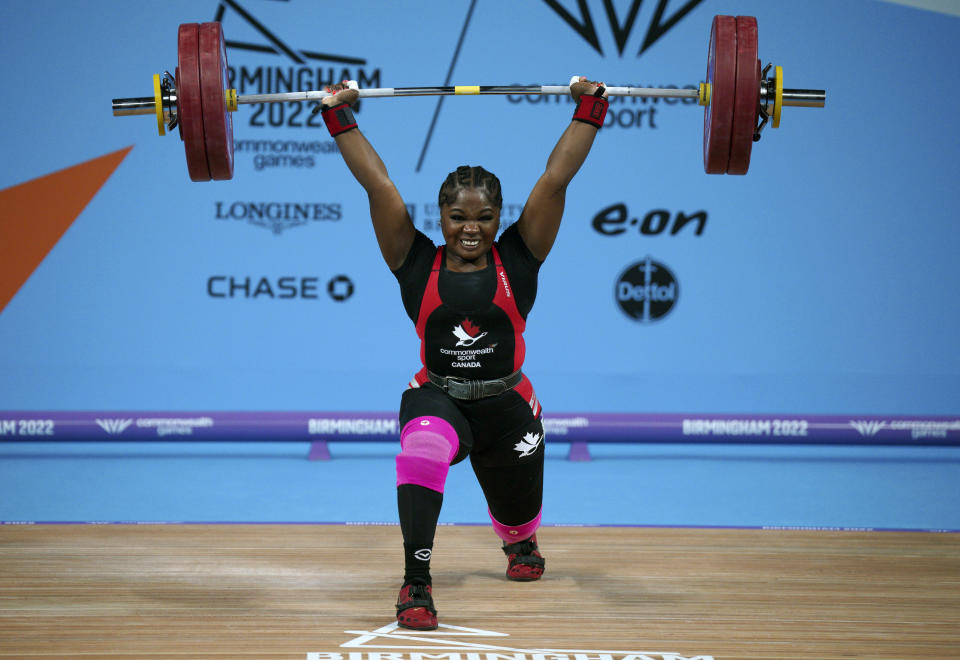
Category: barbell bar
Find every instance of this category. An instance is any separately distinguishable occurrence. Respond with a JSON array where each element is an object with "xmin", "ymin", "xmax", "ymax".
[
  {"xmin": 112, "ymin": 82, "xmax": 825, "ymax": 111},
  {"xmin": 110, "ymin": 16, "xmax": 825, "ymax": 180}
]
